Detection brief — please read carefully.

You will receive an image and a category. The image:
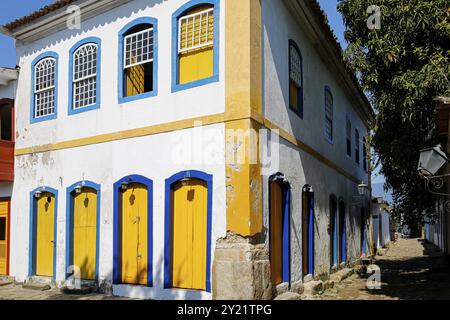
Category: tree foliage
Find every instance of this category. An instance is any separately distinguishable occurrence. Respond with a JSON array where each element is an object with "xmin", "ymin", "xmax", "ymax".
[{"xmin": 337, "ymin": 0, "xmax": 450, "ymax": 227}]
